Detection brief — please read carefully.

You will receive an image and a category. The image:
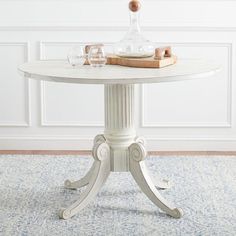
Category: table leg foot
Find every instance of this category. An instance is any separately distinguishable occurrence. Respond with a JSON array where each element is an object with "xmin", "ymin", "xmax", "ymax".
[
  {"xmin": 59, "ymin": 141, "xmax": 110, "ymax": 220},
  {"xmin": 129, "ymin": 142, "xmax": 183, "ymax": 219},
  {"xmin": 64, "ymin": 164, "xmax": 95, "ymax": 190},
  {"xmin": 154, "ymin": 178, "xmax": 172, "ymax": 190}
]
